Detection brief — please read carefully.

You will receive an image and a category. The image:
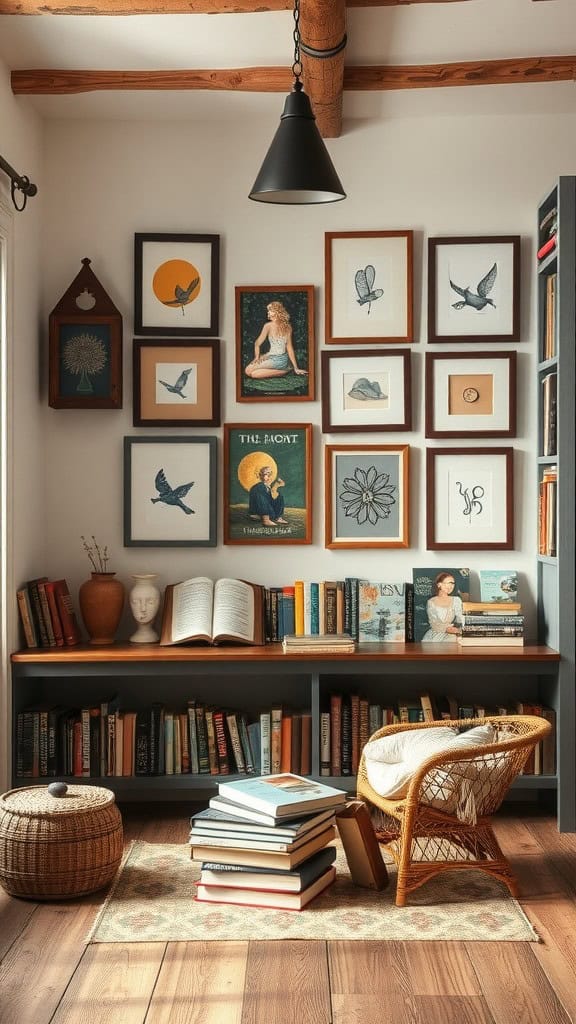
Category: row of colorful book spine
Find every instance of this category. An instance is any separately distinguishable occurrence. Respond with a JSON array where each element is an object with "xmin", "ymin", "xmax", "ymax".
[
  {"xmin": 15, "ymin": 700, "xmax": 312, "ymax": 780},
  {"xmin": 321, "ymin": 694, "xmax": 556, "ymax": 777}
]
